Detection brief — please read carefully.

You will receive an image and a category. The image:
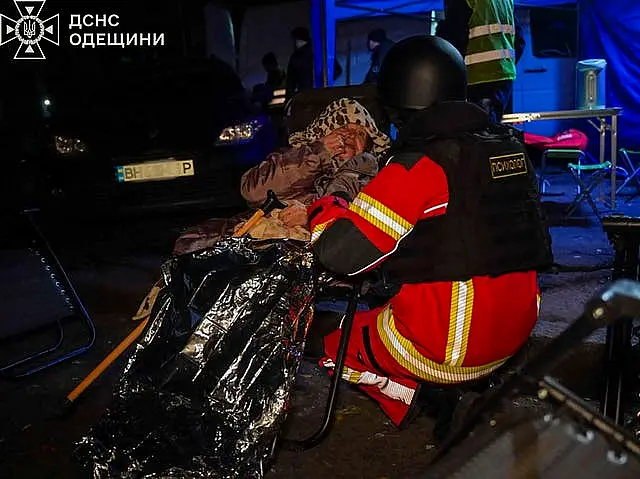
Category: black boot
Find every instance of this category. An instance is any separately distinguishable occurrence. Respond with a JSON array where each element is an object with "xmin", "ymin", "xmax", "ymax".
[
  {"xmin": 415, "ymin": 384, "xmax": 485, "ymax": 443},
  {"xmin": 433, "ymin": 390, "xmax": 483, "ymax": 442},
  {"xmin": 303, "ymin": 310, "xmax": 342, "ymax": 360}
]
